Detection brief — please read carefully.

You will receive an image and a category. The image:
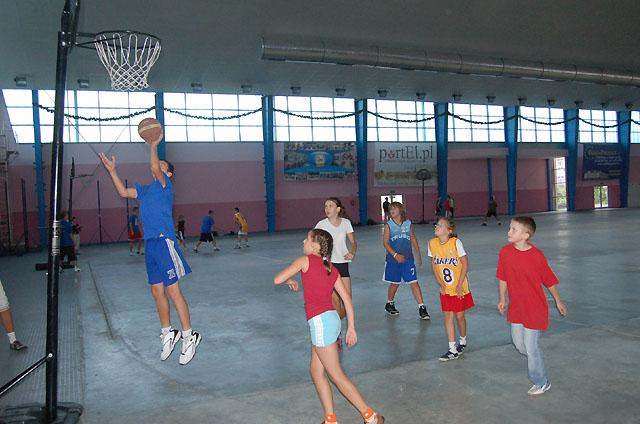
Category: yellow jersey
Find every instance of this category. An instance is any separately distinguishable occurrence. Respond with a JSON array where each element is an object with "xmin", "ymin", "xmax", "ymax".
[
  {"xmin": 235, "ymin": 212, "xmax": 248, "ymax": 232},
  {"xmin": 428, "ymin": 237, "xmax": 469, "ymax": 296}
]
